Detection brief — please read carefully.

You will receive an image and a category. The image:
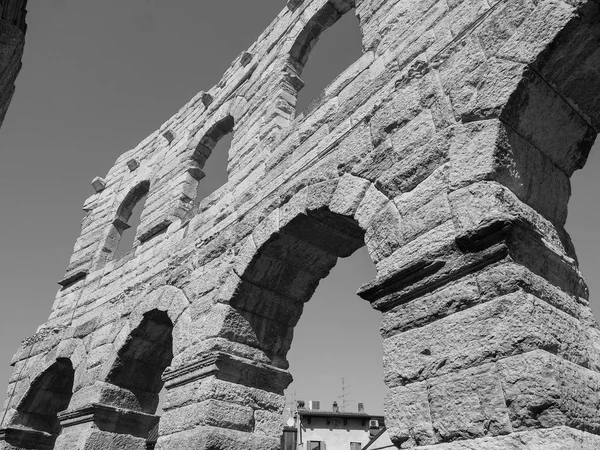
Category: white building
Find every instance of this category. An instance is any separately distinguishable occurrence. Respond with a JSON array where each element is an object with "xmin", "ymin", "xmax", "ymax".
[{"xmin": 283, "ymin": 401, "xmax": 395, "ymax": 450}]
